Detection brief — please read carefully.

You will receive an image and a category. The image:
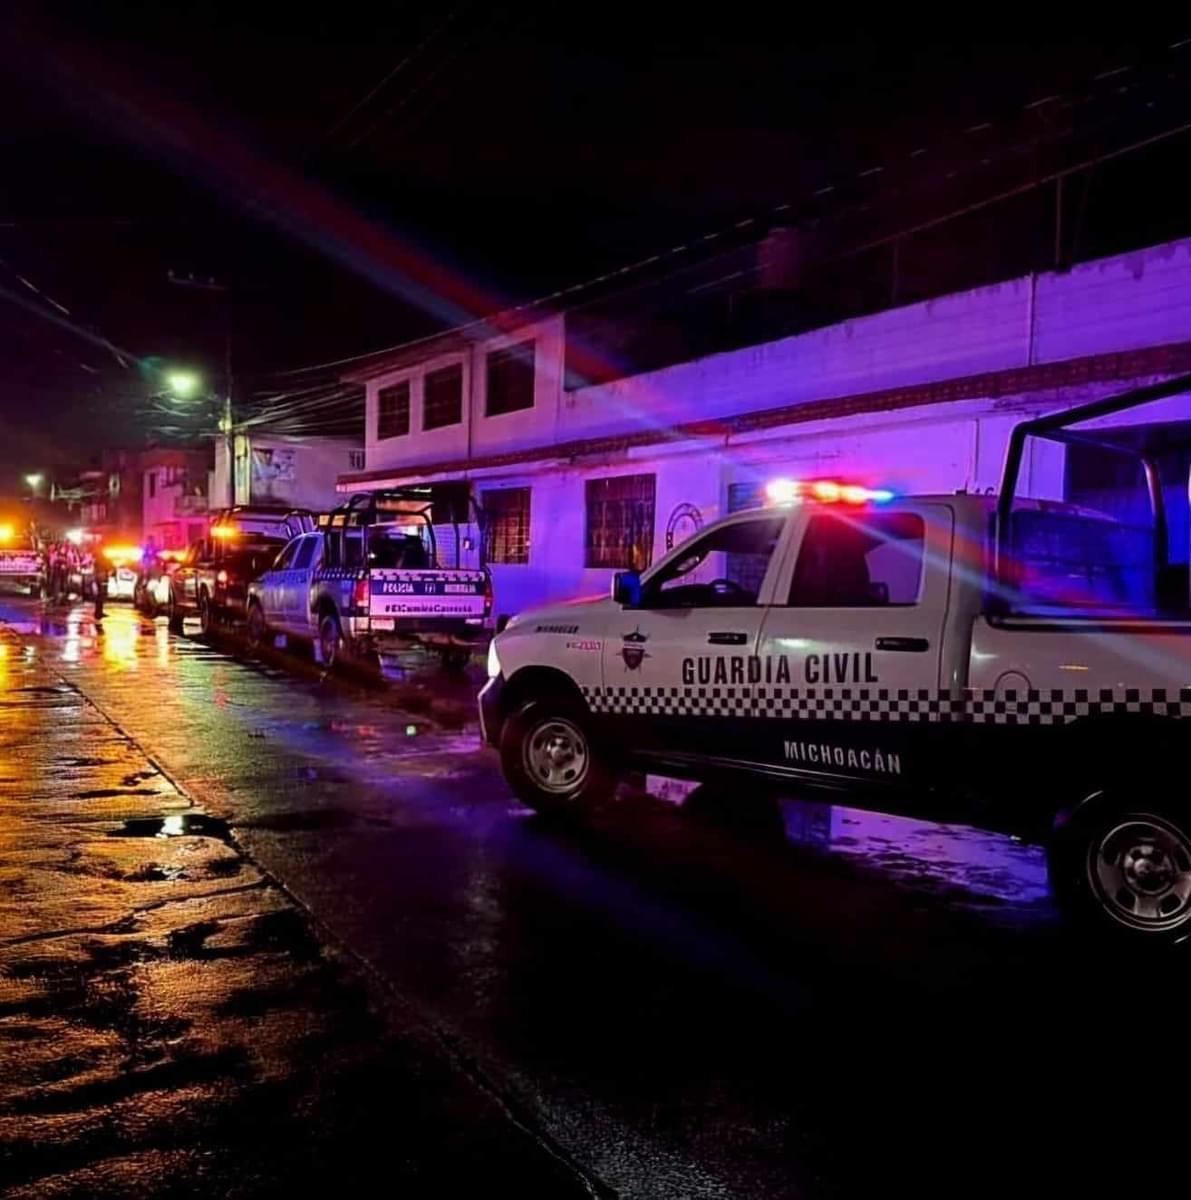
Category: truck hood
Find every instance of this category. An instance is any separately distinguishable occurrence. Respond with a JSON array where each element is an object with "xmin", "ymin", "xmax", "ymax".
[{"xmin": 504, "ymin": 594, "xmax": 615, "ymax": 631}]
